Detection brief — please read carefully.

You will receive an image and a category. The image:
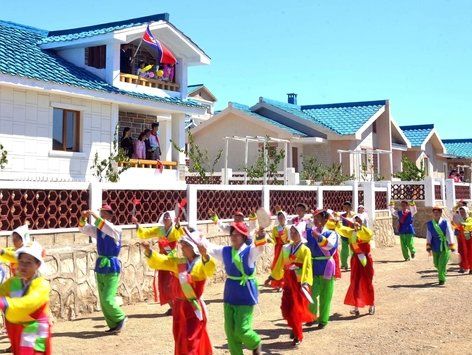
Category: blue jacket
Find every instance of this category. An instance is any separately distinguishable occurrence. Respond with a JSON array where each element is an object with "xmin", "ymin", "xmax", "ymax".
[{"xmin": 95, "ymin": 229, "xmax": 121, "ymax": 274}]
